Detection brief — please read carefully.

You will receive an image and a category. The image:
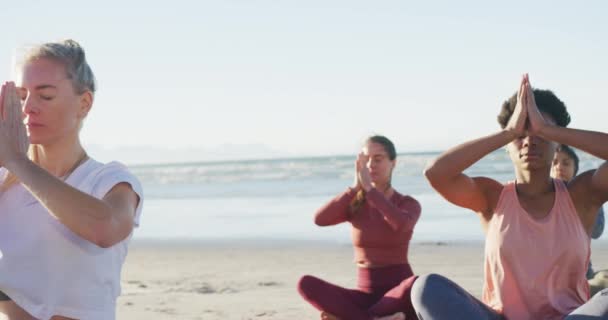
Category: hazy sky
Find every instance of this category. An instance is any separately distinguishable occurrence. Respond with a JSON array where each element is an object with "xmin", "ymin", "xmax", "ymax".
[{"xmin": 1, "ymin": 0, "xmax": 606, "ymax": 164}]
